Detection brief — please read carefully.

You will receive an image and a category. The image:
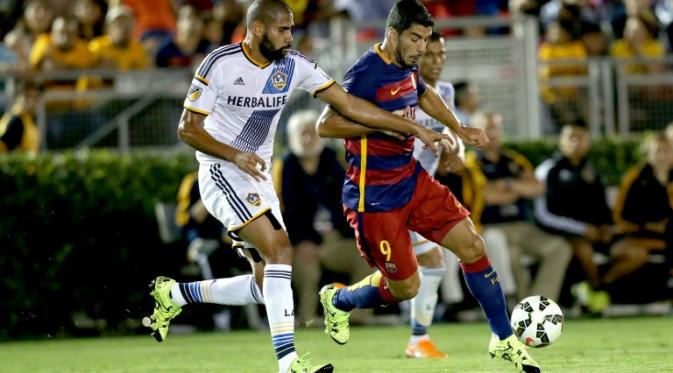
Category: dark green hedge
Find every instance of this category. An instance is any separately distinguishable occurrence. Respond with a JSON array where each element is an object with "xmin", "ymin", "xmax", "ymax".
[
  {"xmin": 0, "ymin": 138, "xmax": 644, "ymax": 338},
  {"xmin": 0, "ymin": 150, "xmax": 196, "ymax": 339}
]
